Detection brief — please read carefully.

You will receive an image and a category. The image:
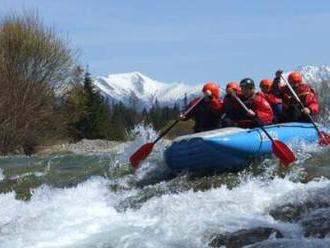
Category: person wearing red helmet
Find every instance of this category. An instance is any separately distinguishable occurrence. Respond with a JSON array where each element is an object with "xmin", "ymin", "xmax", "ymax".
[
  {"xmin": 235, "ymin": 78, "xmax": 273, "ymax": 128},
  {"xmin": 181, "ymin": 81, "xmax": 223, "ymax": 133},
  {"xmin": 280, "ymin": 71, "xmax": 319, "ymax": 122},
  {"xmin": 221, "ymin": 82, "xmax": 245, "ymax": 127},
  {"xmin": 259, "ymin": 79, "xmax": 282, "ymax": 123},
  {"xmin": 226, "ymin": 82, "xmax": 241, "ymax": 96}
]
